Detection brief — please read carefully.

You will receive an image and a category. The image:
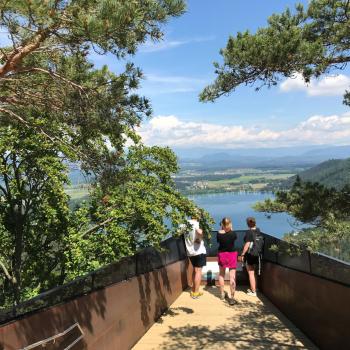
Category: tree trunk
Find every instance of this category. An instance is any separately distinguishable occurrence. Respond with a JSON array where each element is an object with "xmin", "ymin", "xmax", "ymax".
[{"xmin": 10, "ymin": 203, "xmax": 25, "ymax": 305}]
